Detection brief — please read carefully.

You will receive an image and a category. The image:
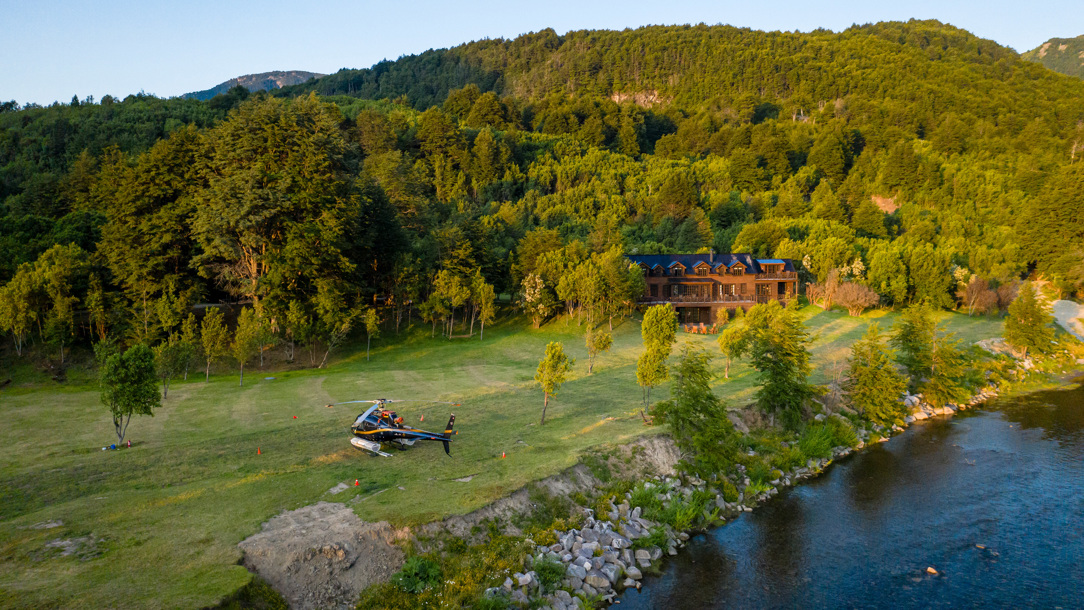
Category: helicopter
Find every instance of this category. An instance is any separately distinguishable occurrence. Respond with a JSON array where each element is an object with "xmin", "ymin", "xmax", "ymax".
[{"xmin": 326, "ymin": 399, "xmax": 458, "ymax": 457}]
